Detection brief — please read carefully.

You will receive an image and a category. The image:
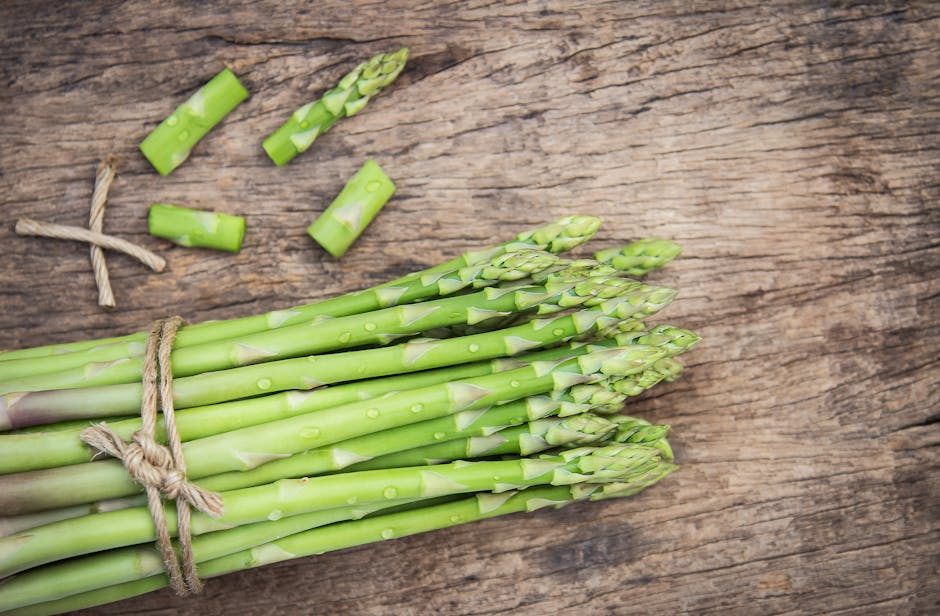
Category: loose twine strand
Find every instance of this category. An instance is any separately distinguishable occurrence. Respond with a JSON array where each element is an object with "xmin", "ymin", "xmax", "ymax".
[
  {"xmin": 14, "ymin": 219, "xmax": 166, "ymax": 273},
  {"xmin": 80, "ymin": 317, "xmax": 223, "ymax": 595},
  {"xmin": 88, "ymin": 157, "xmax": 118, "ymax": 307}
]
